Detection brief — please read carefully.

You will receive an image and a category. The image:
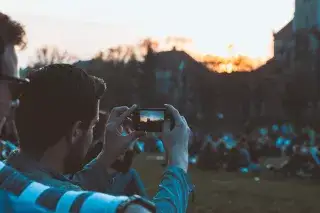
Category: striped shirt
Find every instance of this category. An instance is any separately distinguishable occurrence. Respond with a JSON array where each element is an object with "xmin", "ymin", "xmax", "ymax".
[
  {"xmin": 0, "ymin": 161, "xmax": 129, "ymax": 212},
  {"xmin": 0, "ymin": 154, "xmax": 193, "ymax": 213},
  {"xmin": 0, "ymin": 160, "xmax": 191, "ymax": 213}
]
